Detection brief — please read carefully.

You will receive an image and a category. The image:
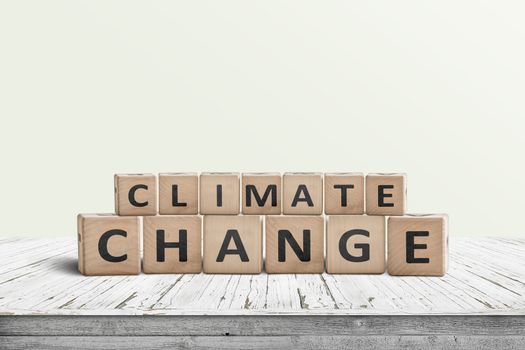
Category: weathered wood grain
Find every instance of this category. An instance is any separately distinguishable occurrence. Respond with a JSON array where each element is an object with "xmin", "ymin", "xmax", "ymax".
[
  {"xmin": 2, "ymin": 335, "xmax": 525, "ymax": 350},
  {"xmin": 1, "ymin": 315, "xmax": 525, "ymax": 336},
  {"xmin": 0, "ymin": 238, "xmax": 524, "ymax": 316}
]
